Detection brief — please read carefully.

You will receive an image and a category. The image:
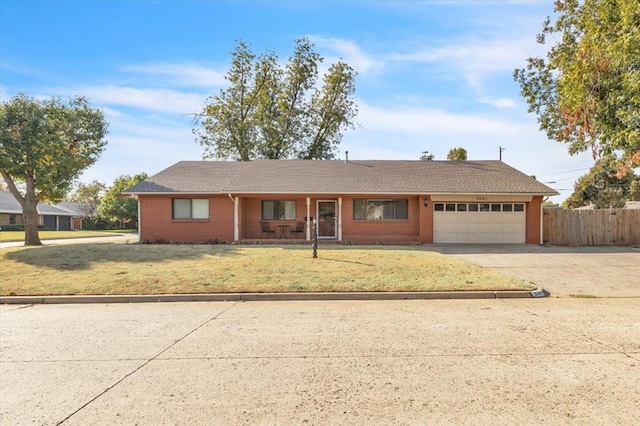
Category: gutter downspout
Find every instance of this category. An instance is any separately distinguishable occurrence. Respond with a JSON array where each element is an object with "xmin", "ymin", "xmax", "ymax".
[
  {"xmin": 540, "ymin": 198, "xmax": 544, "ymax": 245},
  {"xmin": 228, "ymin": 193, "xmax": 239, "ymax": 242},
  {"xmin": 136, "ymin": 196, "xmax": 141, "ymax": 242}
]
